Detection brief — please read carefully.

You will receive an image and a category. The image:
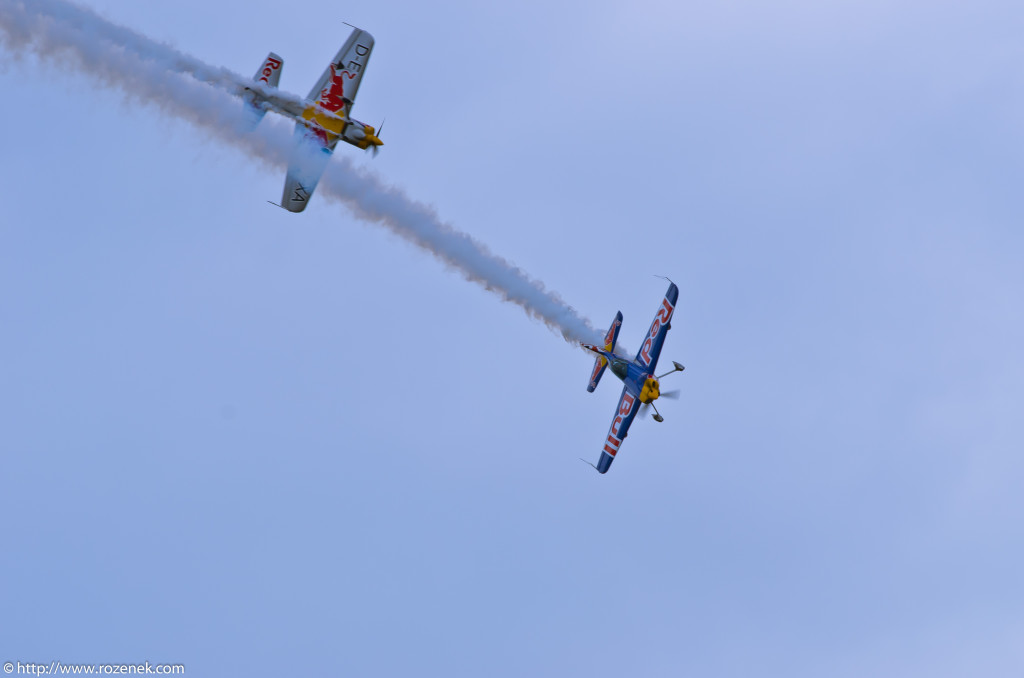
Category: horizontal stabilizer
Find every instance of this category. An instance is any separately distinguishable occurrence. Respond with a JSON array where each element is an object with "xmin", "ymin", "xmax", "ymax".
[
  {"xmin": 587, "ymin": 311, "xmax": 623, "ymax": 392},
  {"xmin": 241, "ymin": 52, "xmax": 283, "ymax": 131},
  {"xmin": 255, "ymin": 52, "xmax": 283, "ymax": 88}
]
